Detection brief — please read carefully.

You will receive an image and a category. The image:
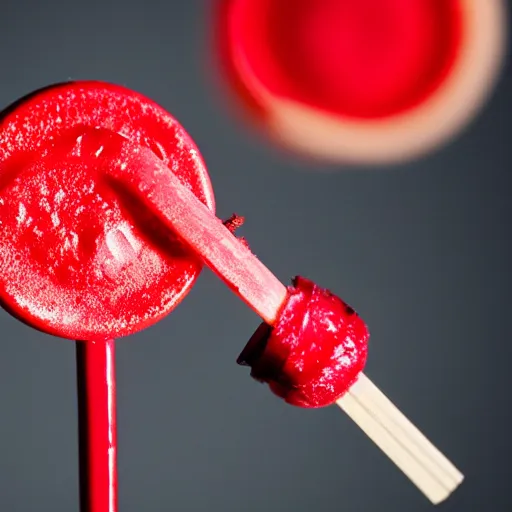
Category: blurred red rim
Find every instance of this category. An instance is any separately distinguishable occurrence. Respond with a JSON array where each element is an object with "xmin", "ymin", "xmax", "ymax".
[{"xmin": 215, "ymin": 0, "xmax": 507, "ymax": 165}]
